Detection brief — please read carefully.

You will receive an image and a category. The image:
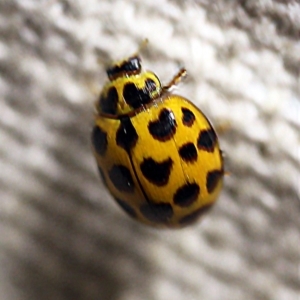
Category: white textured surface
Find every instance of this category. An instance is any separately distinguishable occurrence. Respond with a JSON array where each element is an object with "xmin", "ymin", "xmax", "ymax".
[{"xmin": 0, "ymin": 1, "xmax": 299, "ymax": 300}]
